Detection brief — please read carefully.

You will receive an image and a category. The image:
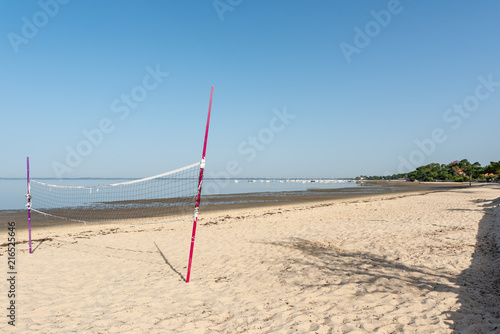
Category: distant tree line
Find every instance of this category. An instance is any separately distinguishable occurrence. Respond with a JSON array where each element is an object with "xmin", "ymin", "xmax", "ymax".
[{"xmin": 359, "ymin": 159, "xmax": 500, "ymax": 182}]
